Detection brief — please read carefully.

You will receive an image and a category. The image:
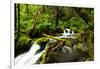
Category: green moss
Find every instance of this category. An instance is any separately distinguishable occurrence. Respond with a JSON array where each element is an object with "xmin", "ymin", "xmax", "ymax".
[
  {"xmin": 65, "ymin": 39, "xmax": 73, "ymax": 47},
  {"xmin": 15, "ymin": 34, "xmax": 32, "ymax": 57},
  {"xmin": 36, "ymin": 37, "xmax": 50, "ymax": 44},
  {"xmin": 75, "ymin": 33, "xmax": 83, "ymax": 42},
  {"xmin": 18, "ymin": 35, "xmax": 32, "ymax": 45}
]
